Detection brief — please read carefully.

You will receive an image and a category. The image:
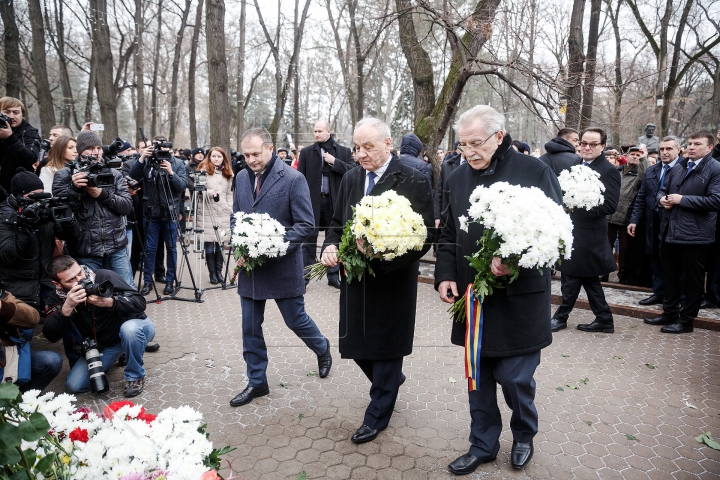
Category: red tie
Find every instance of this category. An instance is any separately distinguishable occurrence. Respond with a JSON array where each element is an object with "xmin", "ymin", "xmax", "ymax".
[{"xmin": 255, "ymin": 173, "xmax": 262, "ymax": 198}]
